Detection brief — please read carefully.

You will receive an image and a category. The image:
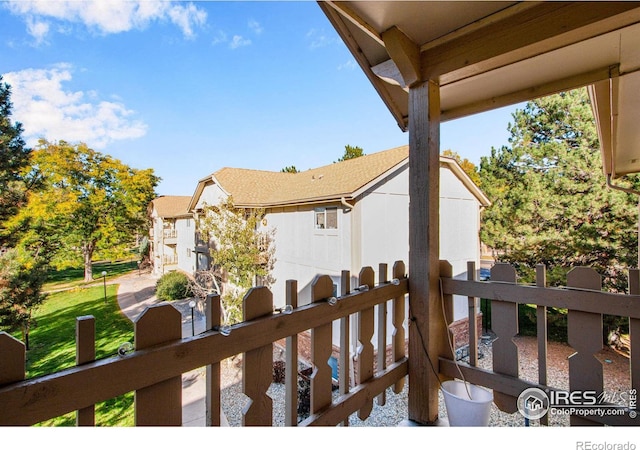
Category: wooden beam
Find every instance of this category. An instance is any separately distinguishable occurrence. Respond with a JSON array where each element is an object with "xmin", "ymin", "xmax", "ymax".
[
  {"xmin": 382, "ymin": 26, "xmax": 421, "ymax": 88},
  {"xmin": 422, "ymin": 2, "xmax": 640, "ymax": 84},
  {"xmin": 322, "ymin": 1, "xmax": 383, "ymax": 46},
  {"xmin": 441, "ymin": 65, "xmax": 618, "ymax": 122},
  {"xmin": 407, "ymin": 80, "xmax": 443, "ymax": 424},
  {"xmin": 317, "ymin": 1, "xmax": 407, "ymax": 131}
]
